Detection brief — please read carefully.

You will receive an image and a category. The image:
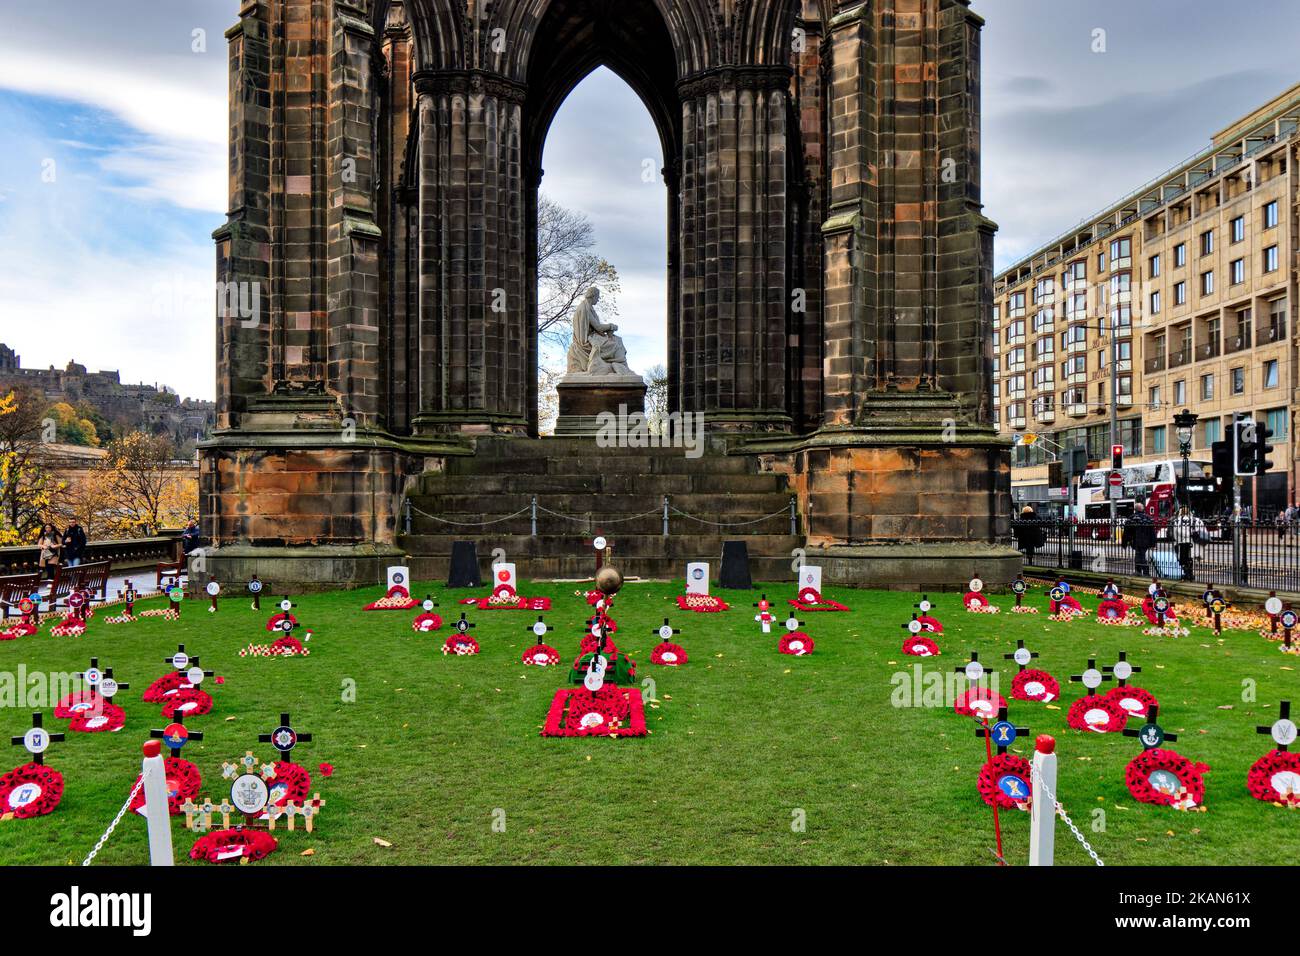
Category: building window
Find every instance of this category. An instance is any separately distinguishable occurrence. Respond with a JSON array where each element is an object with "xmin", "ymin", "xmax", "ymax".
[
  {"xmin": 1266, "ymin": 407, "xmax": 1288, "ymax": 440},
  {"xmin": 1230, "ymin": 258, "xmax": 1245, "ymax": 284},
  {"xmin": 1150, "ymin": 290, "xmax": 1161, "ymax": 314},
  {"xmin": 1174, "ymin": 281, "xmax": 1186, "ymax": 305},
  {"xmin": 1200, "ymin": 230, "xmax": 1214, "ymax": 256},
  {"xmin": 1264, "ymin": 200, "xmax": 1278, "ymax": 229},
  {"xmin": 1149, "ymin": 254, "xmax": 1161, "ymax": 278},
  {"xmin": 1149, "ymin": 385, "xmax": 1161, "ymax": 410},
  {"xmin": 1204, "ymin": 418, "xmax": 1222, "ymax": 445},
  {"xmin": 1264, "ymin": 245, "xmax": 1279, "ymax": 273},
  {"xmin": 1009, "ymin": 291, "xmax": 1026, "ymax": 317},
  {"xmin": 1150, "ymin": 425, "xmax": 1167, "ymax": 454},
  {"xmin": 1174, "ymin": 243, "xmax": 1186, "ymax": 267},
  {"xmin": 1109, "ymin": 236, "xmax": 1131, "ymax": 267},
  {"xmin": 1174, "ymin": 380, "xmax": 1186, "ymax": 405},
  {"xmin": 1231, "ymin": 367, "xmax": 1244, "ymax": 394},
  {"xmin": 1231, "ymin": 216, "xmax": 1245, "ymax": 243},
  {"xmin": 1200, "ymin": 374, "xmax": 1214, "ymax": 401},
  {"xmin": 1264, "ymin": 359, "xmax": 1279, "ymax": 388},
  {"xmin": 1200, "ymin": 270, "xmax": 1214, "ymax": 295},
  {"xmin": 1098, "ymin": 251, "xmax": 1106, "ymax": 272}
]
